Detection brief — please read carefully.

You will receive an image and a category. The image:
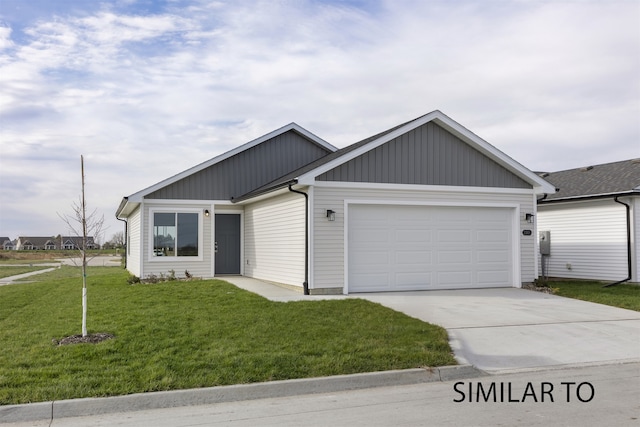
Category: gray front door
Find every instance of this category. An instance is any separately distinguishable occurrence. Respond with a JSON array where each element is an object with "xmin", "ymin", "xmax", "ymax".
[{"xmin": 215, "ymin": 214, "xmax": 241, "ymax": 275}]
